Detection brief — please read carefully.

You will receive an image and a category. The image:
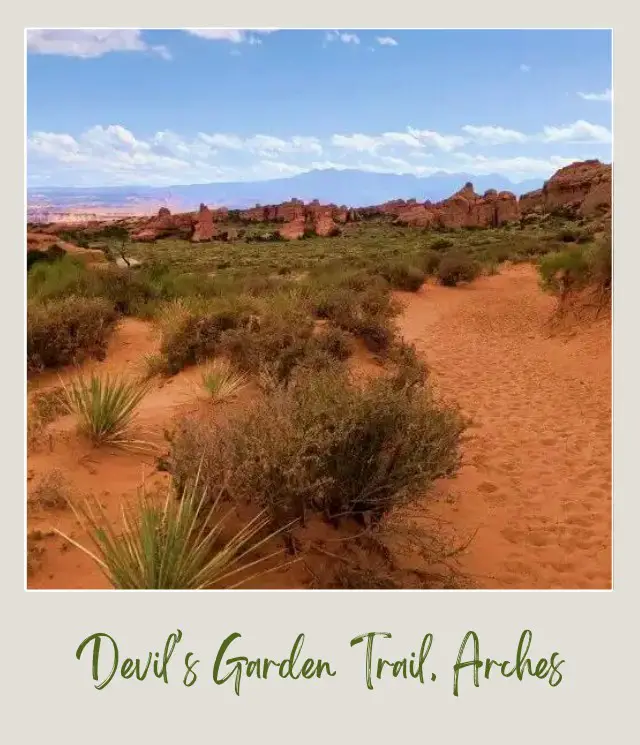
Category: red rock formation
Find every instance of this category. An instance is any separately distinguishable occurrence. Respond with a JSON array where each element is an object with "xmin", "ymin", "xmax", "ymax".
[
  {"xmin": 393, "ymin": 204, "xmax": 436, "ymax": 228},
  {"xmin": 313, "ymin": 213, "xmax": 339, "ymax": 237},
  {"xmin": 519, "ymin": 189, "xmax": 544, "ymax": 214},
  {"xmin": 131, "ymin": 207, "xmax": 195, "ymax": 241},
  {"xmin": 278, "ymin": 219, "xmax": 305, "ymax": 240},
  {"xmin": 519, "ymin": 160, "xmax": 611, "ymax": 217},
  {"xmin": 391, "ymin": 183, "xmax": 519, "ymax": 228},
  {"xmin": 191, "ymin": 204, "xmax": 217, "ymax": 242}
]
